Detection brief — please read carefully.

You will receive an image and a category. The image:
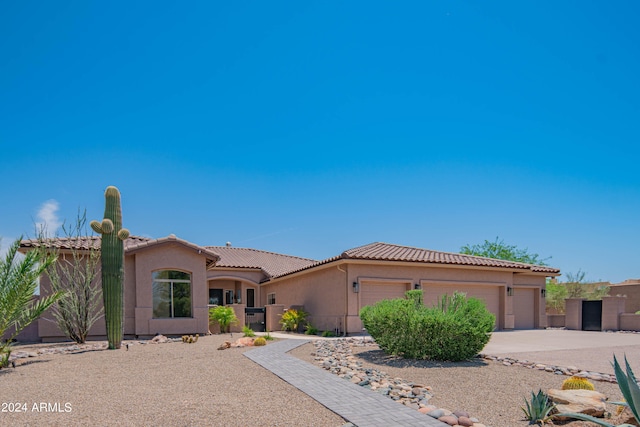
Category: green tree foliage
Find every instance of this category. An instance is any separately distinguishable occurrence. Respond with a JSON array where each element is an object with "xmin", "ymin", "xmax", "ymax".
[
  {"xmin": 0, "ymin": 237, "xmax": 62, "ymax": 368},
  {"xmin": 360, "ymin": 291, "xmax": 495, "ymax": 362},
  {"xmin": 39, "ymin": 211, "xmax": 103, "ymax": 344},
  {"xmin": 545, "ymin": 280, "xmax": 568, "ymax": 313},
  {"xmin": 209, "ymin": 306, "xmax": 238, "ymax": 333},
  {"xmin": 460, "ymin": 237, "xmax": 550, "ymax": 265},
  {"xmin": 564, "ymin": 270, "xmax": 588, "ymax": 299}
]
